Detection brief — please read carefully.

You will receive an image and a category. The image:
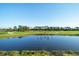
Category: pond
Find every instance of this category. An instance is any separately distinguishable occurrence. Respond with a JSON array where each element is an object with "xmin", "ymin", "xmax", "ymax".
[{"xmin": 0, "ymin": 35, "xmax": 79, "ymax": 51}]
